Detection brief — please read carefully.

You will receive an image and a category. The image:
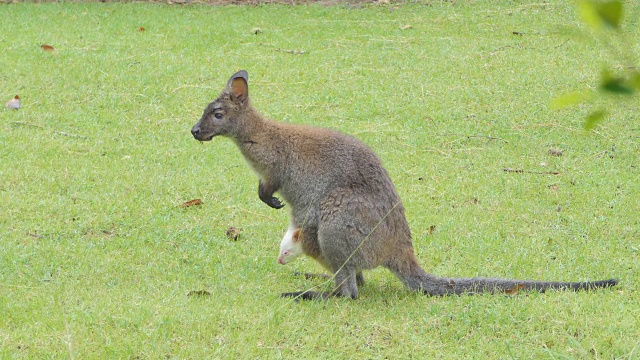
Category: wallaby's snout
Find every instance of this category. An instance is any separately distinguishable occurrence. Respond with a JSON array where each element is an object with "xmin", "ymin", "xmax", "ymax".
[
  {"xmin": 190, "ymin": 121, "xmax": 214, "ymax": 142},
  {"xmin": 190, "ymin": 125, "xmax": 201, "ymax": 138}
]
